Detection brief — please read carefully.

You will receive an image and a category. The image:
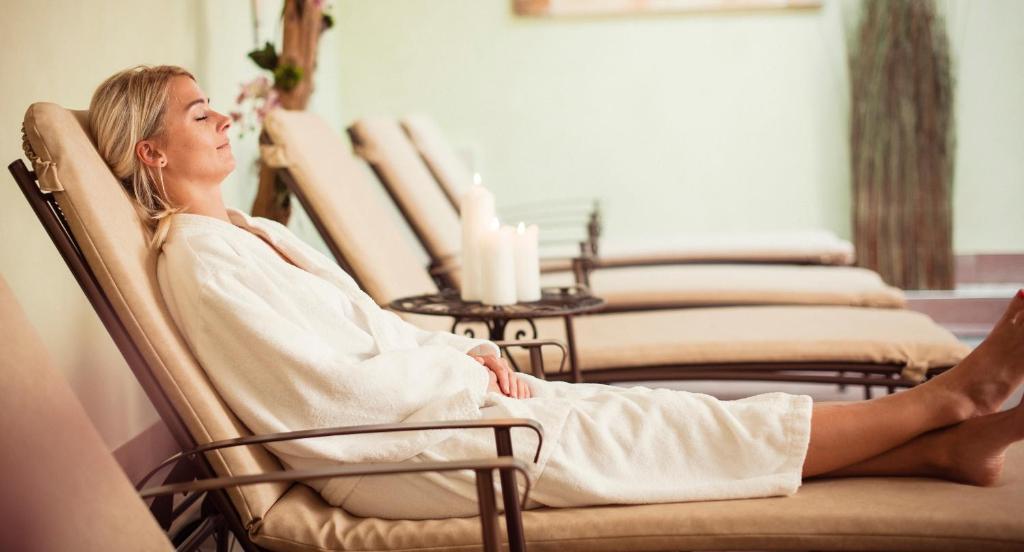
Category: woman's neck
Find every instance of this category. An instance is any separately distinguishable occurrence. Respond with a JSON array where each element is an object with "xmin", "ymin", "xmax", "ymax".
[{"xmin": 169, "ymin": 180, "xmax": 230, "ymax": 223}]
